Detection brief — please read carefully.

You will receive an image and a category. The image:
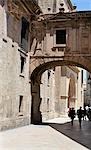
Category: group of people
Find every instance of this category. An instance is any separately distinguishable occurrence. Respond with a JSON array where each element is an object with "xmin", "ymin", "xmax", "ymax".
[{"xmin": 68, "ymin": 106, "xmax": 91, "ymax": 128}]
